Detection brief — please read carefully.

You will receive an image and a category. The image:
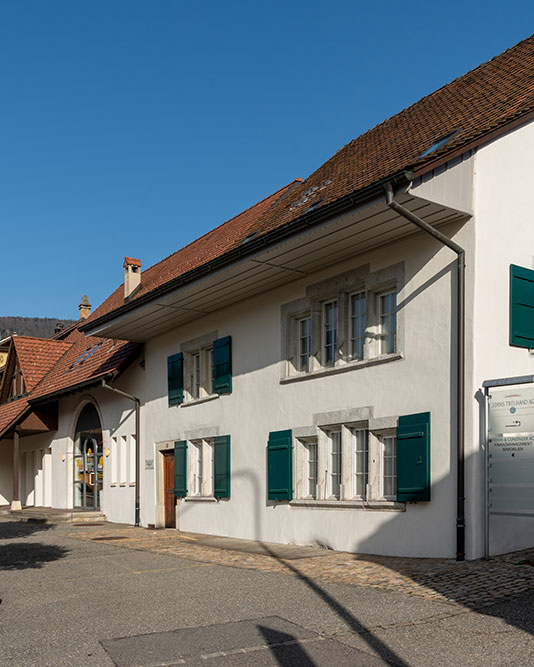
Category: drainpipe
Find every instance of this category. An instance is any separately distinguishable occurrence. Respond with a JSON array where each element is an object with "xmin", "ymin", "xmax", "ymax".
[
  {"xmin": 101, "ymin": 380, "xmax": 141, "ymax": 527},
  {"xmin": 385, "ymin": 183, "xmax": 466, "ymax": 562}
]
